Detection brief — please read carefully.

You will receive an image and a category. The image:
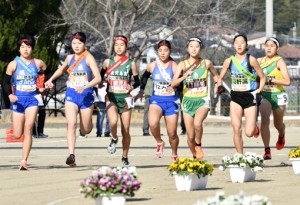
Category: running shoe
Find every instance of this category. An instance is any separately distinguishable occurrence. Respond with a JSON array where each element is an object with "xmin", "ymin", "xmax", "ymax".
[
  {"xmin": 276, "ymin": 135, "xmax": 285, "ymax": 150},
  {"xmin": 66, "ymin": 154, "xmax": 76, "ymax": 167},
  {"xmin": 107, "ymin": 137, "xmax": 118, "ymax": 154},
  {"xmin": 19, "ymin": 160, "xmax": 28, "ymax": 171},
  {"xmin": 156, "ymin": 141, "xmax": 165, "ymax": 158},
  {"xmin": 38, "ymin": 133, "xmax": 48, "ymax": 138},
  {"xmin": 172, "ymin": 155, "xmax": 179, "ymax": 162},
  {"xmin": 263, "ymin": 148, "xmax": 272, "ymax": 160},
  {"xmin": 195, "ymin": 145, "xmax": 204, "ymax": 159},
  {"xmin": 78, "ymin": 130, "xmax": 87, "ymax": 138},
  {"xmin": 104, "ymin": 132, "xmax": 110, "ymax": 137},
  {"xmin": 122, "ymin": 156, "xmax": 130, "ymax": 167},
  {"xmin": 254, "ymin": 125, "xmax": 260, "ymax": 138}
]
